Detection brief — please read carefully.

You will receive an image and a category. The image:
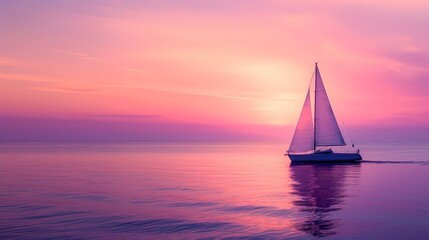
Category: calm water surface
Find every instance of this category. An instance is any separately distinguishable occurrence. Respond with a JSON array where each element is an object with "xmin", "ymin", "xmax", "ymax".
[{"xmin": 1, "ymin": 142, "xmax": 429, "ymax": 239}]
